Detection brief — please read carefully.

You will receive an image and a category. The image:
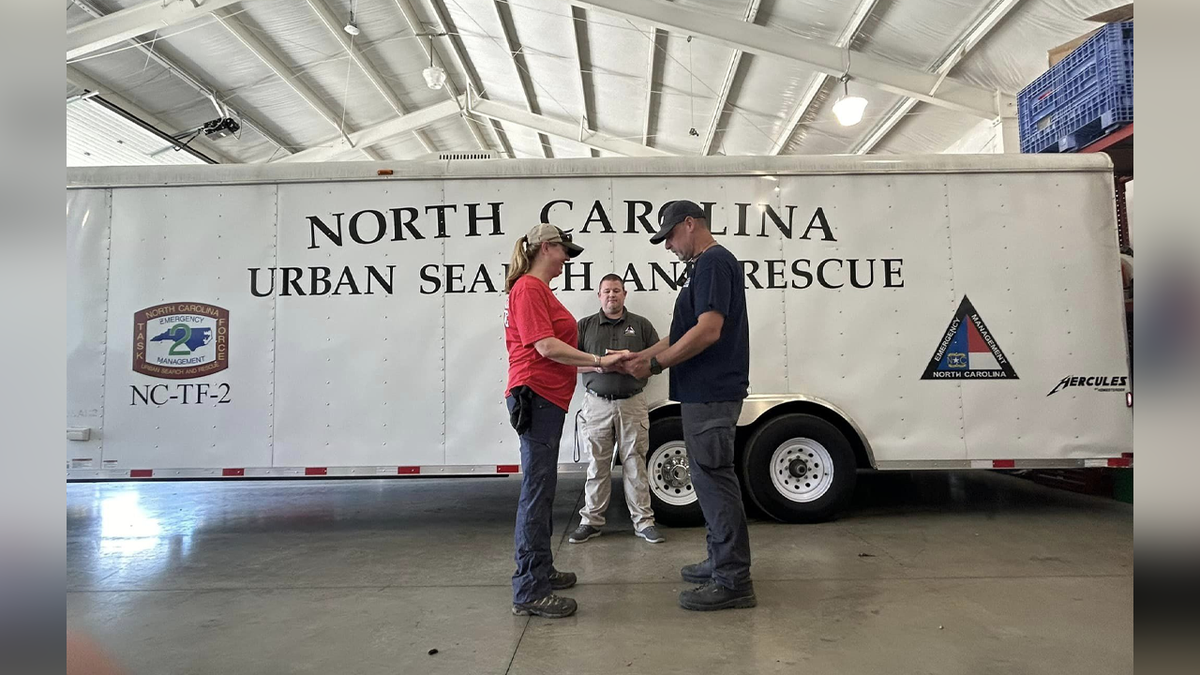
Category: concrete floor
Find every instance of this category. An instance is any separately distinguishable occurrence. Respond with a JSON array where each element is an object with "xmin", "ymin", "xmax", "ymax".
[{"xmin": 67, "ymin": 471, "xmax": 1132, "ymax": 675}]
